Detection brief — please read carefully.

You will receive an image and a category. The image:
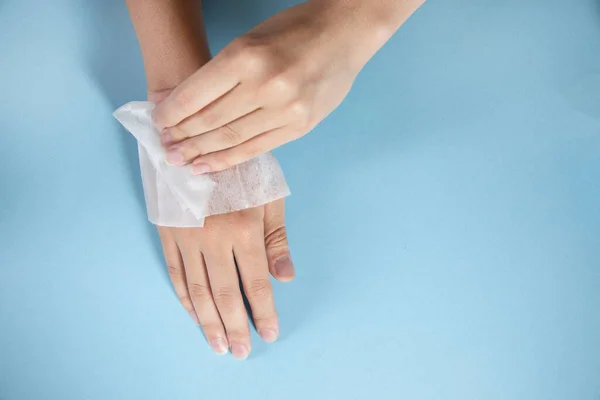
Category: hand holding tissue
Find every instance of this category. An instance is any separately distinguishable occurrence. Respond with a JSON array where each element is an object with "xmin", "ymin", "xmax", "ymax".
[{"xmin": 113, "ymin": 102, "xmax": 290, "ymax": 227}]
